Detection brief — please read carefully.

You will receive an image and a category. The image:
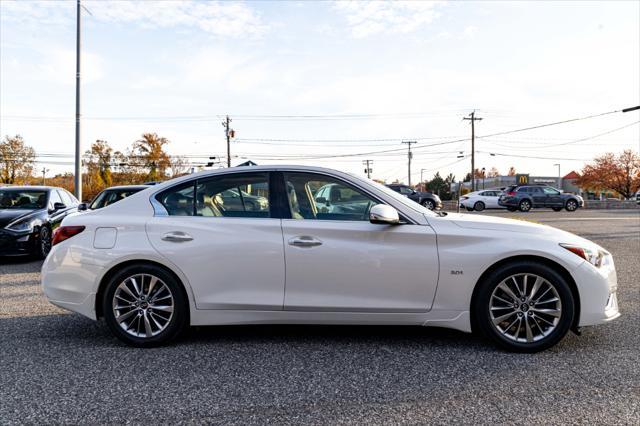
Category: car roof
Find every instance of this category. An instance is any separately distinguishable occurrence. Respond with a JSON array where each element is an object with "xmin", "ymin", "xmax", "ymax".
[
  {"xmin": 0, "ymin": 186, "xmax": 59, "ymax": 191},
  {"xmin": 102, "ymin": 185, "xmax": 150, "ymax": 191}
]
